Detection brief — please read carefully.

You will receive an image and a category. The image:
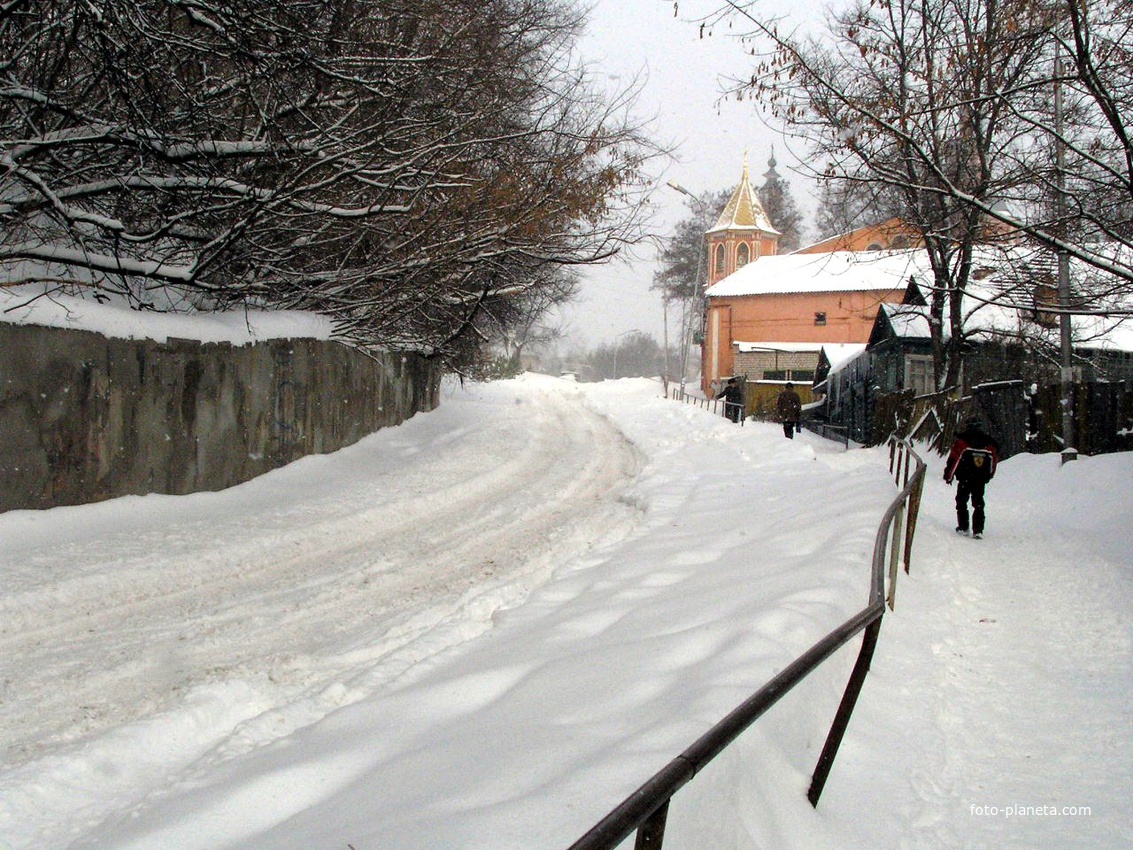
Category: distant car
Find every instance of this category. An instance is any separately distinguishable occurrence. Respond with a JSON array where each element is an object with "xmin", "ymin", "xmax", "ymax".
[{"xmin": 559, "ymin": 371, "xmax": 578, "ymax": 381}]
